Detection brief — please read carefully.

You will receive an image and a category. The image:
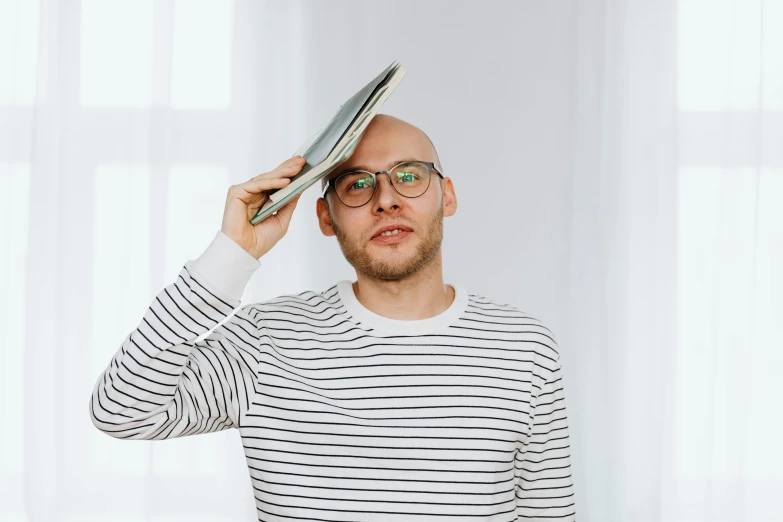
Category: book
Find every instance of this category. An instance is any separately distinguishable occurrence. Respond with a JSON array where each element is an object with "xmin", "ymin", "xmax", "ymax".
[{"xmin": 249, "ymin": 60, "xmax": 406, "ymax": 225}]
